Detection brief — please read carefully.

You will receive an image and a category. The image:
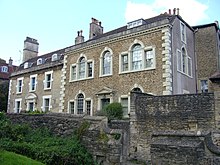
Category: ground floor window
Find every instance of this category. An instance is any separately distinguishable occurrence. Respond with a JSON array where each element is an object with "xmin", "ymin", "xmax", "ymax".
[
  {"xmin": 28, "ymin": 102, "xmax": 34, "ymax": 111},
  {"xmin": 14, "ymin": 99, "xmax": 22, "ymax": 113},
  {"xmin": 42, "ymin": 96, "xmax": 51, "ymax": 112},
  {"xmin": 69, "ymin": 101, "xmax": 74, "ymax": 114},
  {"xmin": 86, "ymin": 100, "xmax": 91, "ymax": 115},
  {"xmin": 101, "ymin": 98, "xmax": 110, "ymax": 110},
  {"xmin": 121, "ymin": 97, "xmax": 128, "ymax": 117}
]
